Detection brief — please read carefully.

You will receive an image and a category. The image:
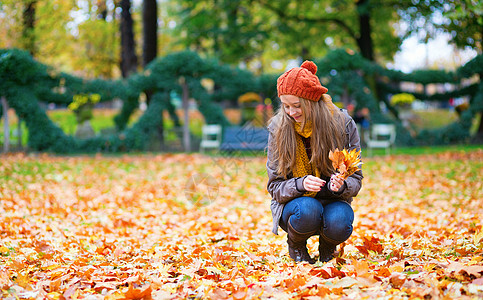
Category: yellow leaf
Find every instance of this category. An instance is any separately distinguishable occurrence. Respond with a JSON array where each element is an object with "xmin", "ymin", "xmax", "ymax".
[
  {"xmin": 474, "ymin": 231, "xmax": 483, "ymax": 245},
  {"xmin": 470, "ymin": 256, "xmax": 483, "ymax": 264},
  {"xmin": 15, "ymin": 273, "xmax": 32, "ymax": 290},
  {"xmin": 329, "ymin": 148, "xmax": 362, "ymax": 179},
  {"xmin": 389, "ymin": 265, "xmax": 404, "ymax": 273},
  {"xmin": 47, "ymin": 292, "xmax": 62, "ymax": 300},
  {"xmin": 0, "ymin": 246, "xmax": 9, "ymax": 255}
]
